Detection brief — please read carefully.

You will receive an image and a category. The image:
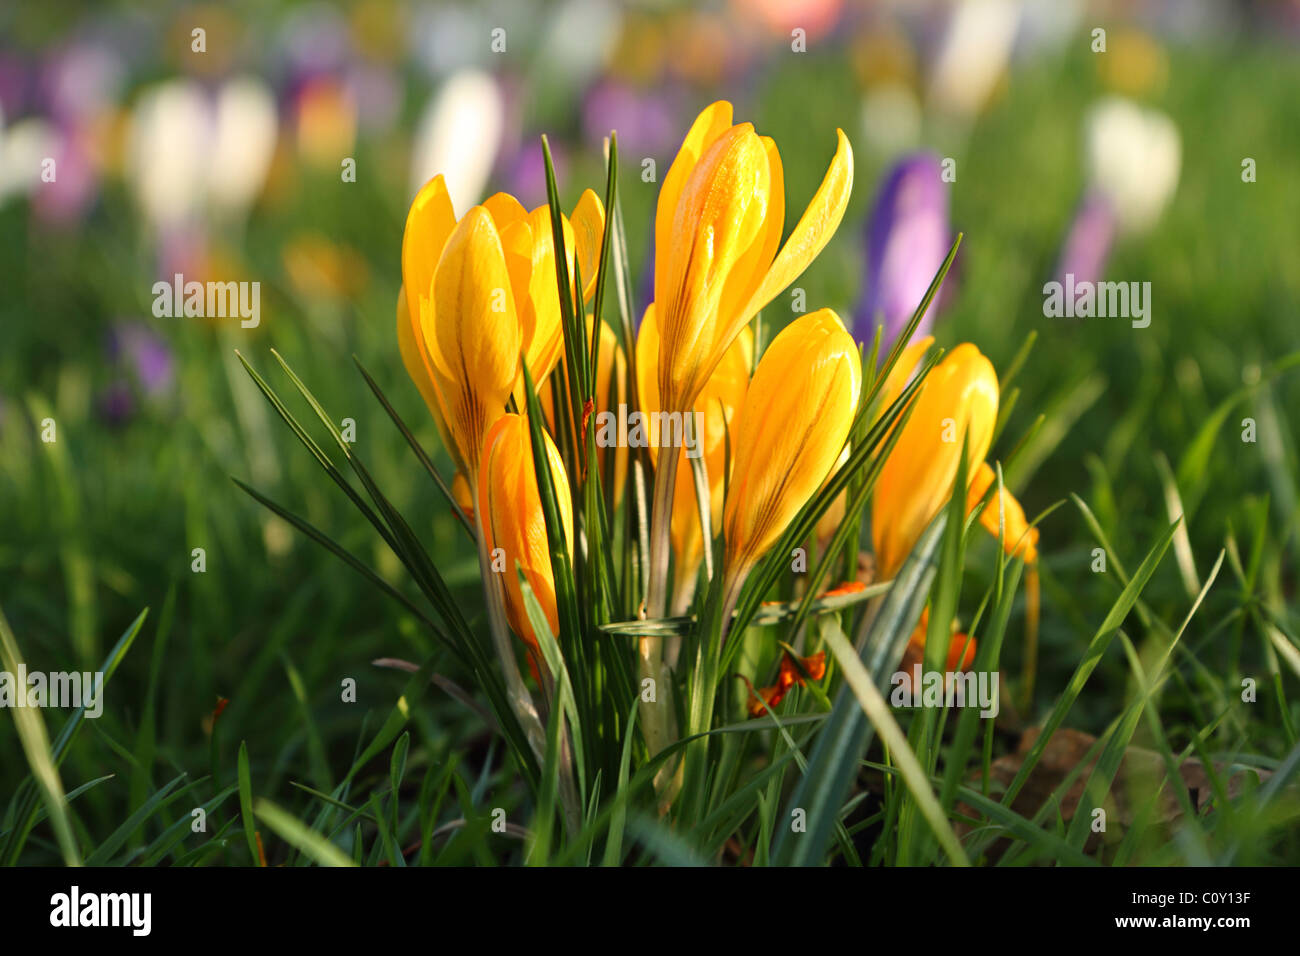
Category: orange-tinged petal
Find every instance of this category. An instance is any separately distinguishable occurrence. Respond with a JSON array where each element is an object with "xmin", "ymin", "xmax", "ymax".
[
  {"xmin": 747, "ymin": 682, "xmax": 786, "ymax": 717},
  {"xmin": 872, "ymin": 344, "xmax": 998, "ymax": 577},
  {"xmin": 478, "ymin": 414, "xmax": 574, "ymax": 652},
  {"xmin": 748, "ymin": 650, "xmax": 827, "ymax": 716},
  {"xmin": 904, "ymin": 612, "xmax": 977, "ymax": 674},
  {"xmin": 401, "ymin": 175, "xmax": 457, "ymax": 330},
  {"xmin": 724, "ymin": 309, "xmax": 860, "ymax": 575},
  {"xmin": 967, "ymin": 461, "xmax": 1039, "ymax": 563},
  {"xmin": 780, "ymin": 649, "xmax": 827, "ymax": 685},
  {"xmin": 654, "ymin": 100, "xmax": 735, "ymax": 311},
  {"xmin": 658, "ymin": 124, "xmax": 772, "ymax": 412}
]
